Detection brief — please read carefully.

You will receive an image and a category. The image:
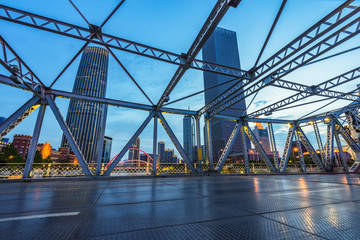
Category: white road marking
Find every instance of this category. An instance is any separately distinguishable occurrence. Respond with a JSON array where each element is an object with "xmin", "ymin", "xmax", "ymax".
[
  {"xmin": 0, "ymin": 211, "xmax": 80, "ymax": 222},
  {"xmin": 270, "ymin": 188, "xmax": 344, "ymax": 196}
]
